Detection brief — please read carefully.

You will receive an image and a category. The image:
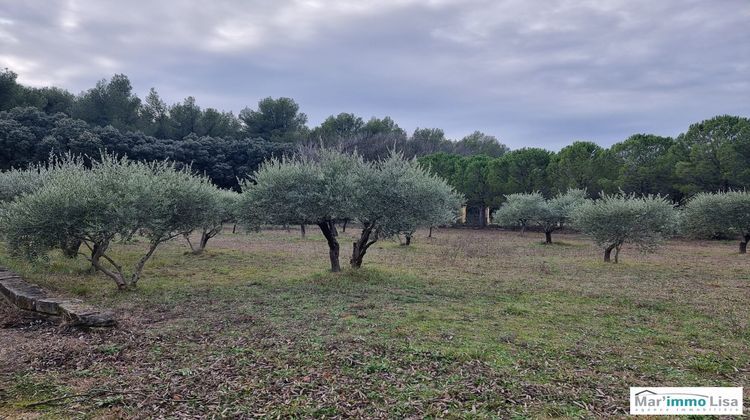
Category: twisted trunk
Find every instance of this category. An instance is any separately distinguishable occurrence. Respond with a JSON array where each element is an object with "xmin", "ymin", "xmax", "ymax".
[
  {"xmin": 351, "ymin": 223, "xmax": 378, "ymax": 269},
  {"xmin": 544, "ymin": 231, "xmax": 552, "ymax": 244},
  {"xmin": 130, "ymin": 241, "xmax": 161, "ymax": 287},
  {"xmin": 740, "ymin": 234, "xmax": 749, "ymax": 254},
  {"xmin": 317, "ymin": 221, "xmax": 341, "ymax": 272},
  {"xmin": 604, "ymin": 244, "xmax": 615, "ymax": 262},
  {"xmin": 300, "ymin": 224, "xmax": 306, "ymax": 239},
  {"xmin": 428, "ymin": 226, "xmax": 433, "ymax": 238}
]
